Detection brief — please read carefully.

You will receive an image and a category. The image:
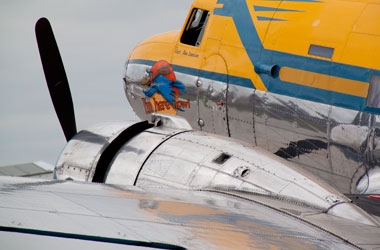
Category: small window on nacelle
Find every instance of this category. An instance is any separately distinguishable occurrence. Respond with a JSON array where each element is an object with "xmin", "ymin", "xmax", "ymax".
[{"xmin": 180, "ymin": 8, "xmax": 209, "ymax": 47}]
